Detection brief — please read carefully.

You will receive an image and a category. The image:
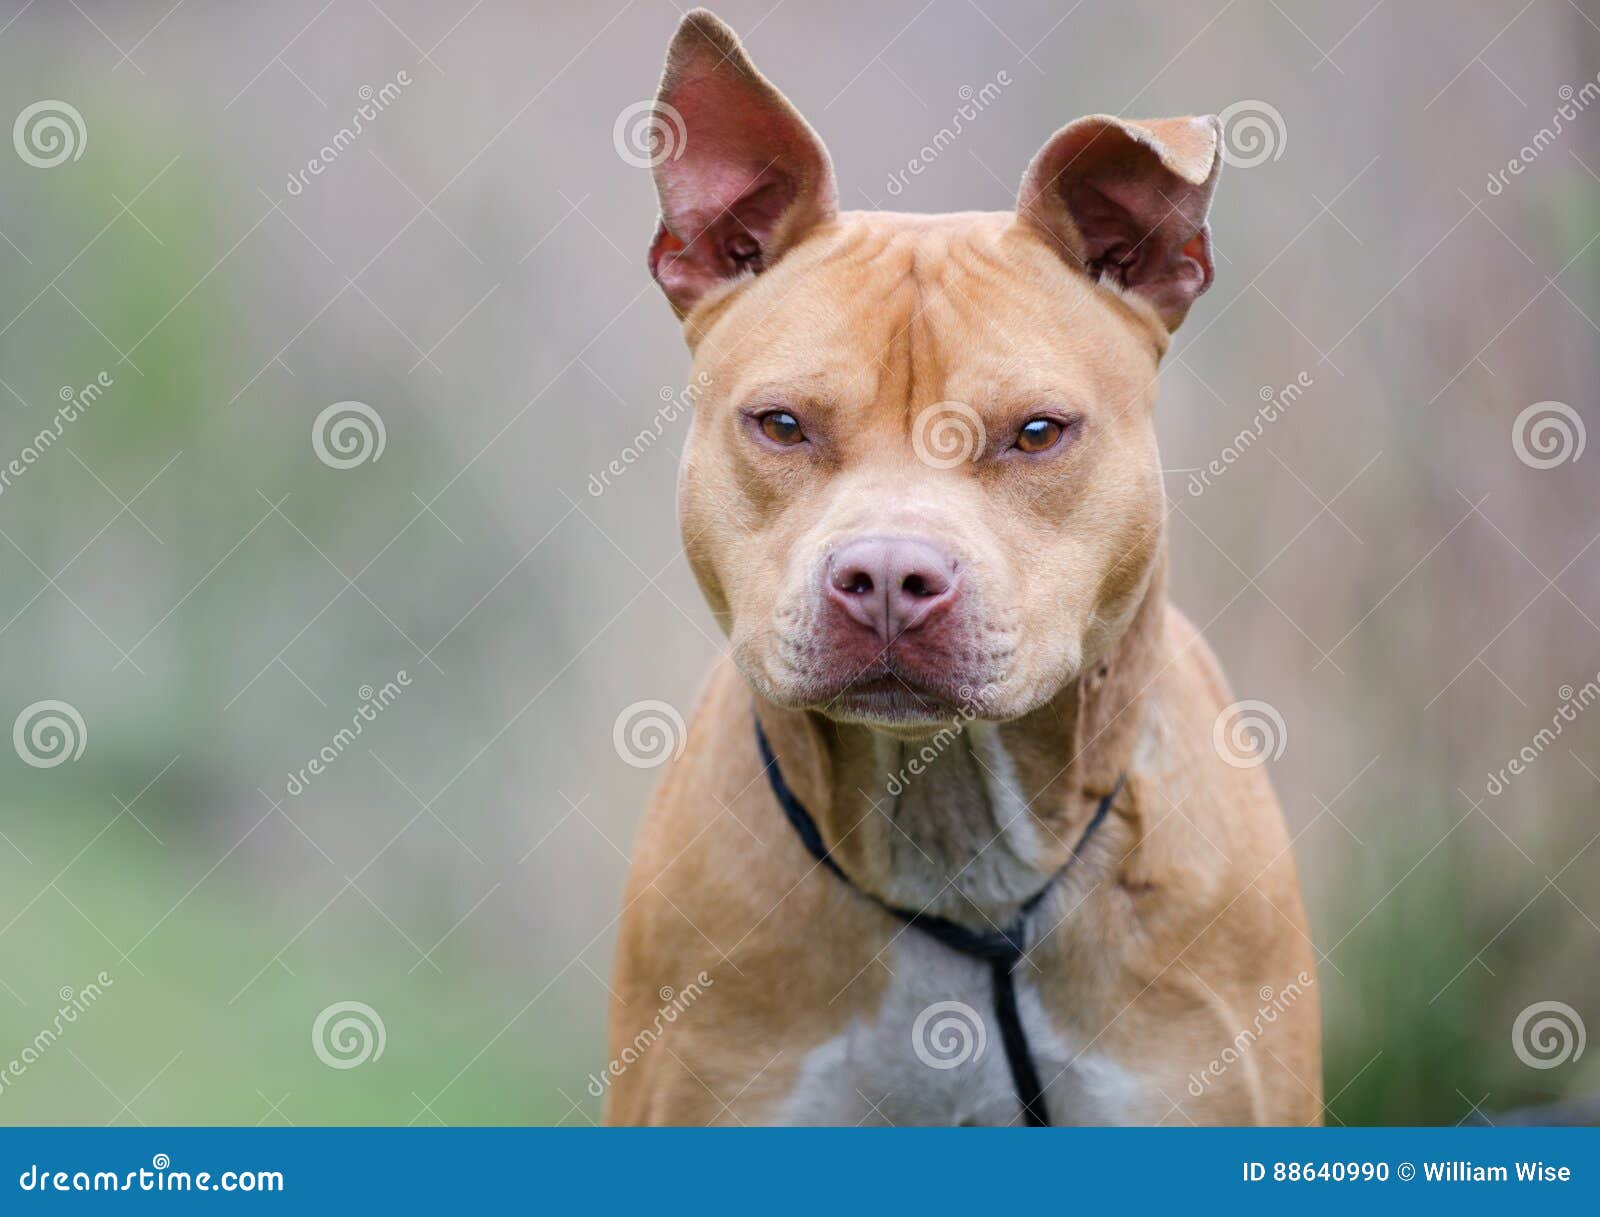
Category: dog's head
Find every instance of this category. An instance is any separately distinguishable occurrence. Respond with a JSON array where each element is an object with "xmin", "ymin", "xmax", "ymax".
[{"xmin": 647, "ymin": 10, "xmax": 1221, "ymax": 732}]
